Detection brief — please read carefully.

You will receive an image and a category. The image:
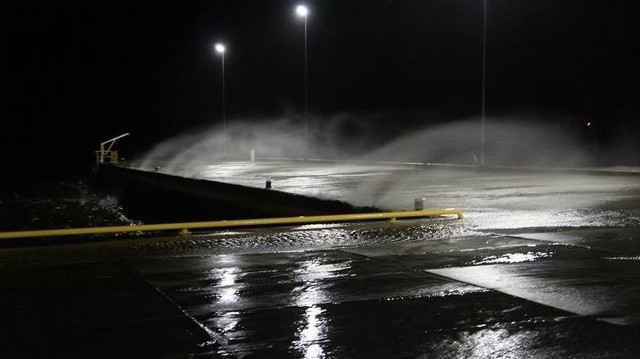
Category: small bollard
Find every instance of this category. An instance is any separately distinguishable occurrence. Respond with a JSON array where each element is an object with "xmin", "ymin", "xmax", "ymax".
[
  {"xmin": 250, "ymin": 149, "xmax": 255, "ymax": 162},
  {"xmin": 266, "ymin": 179, "xmax": 272, "ymax": 189},
  {"xmin": 414, "ymin": 197, "xmax": 426, "ymax": 210}
]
